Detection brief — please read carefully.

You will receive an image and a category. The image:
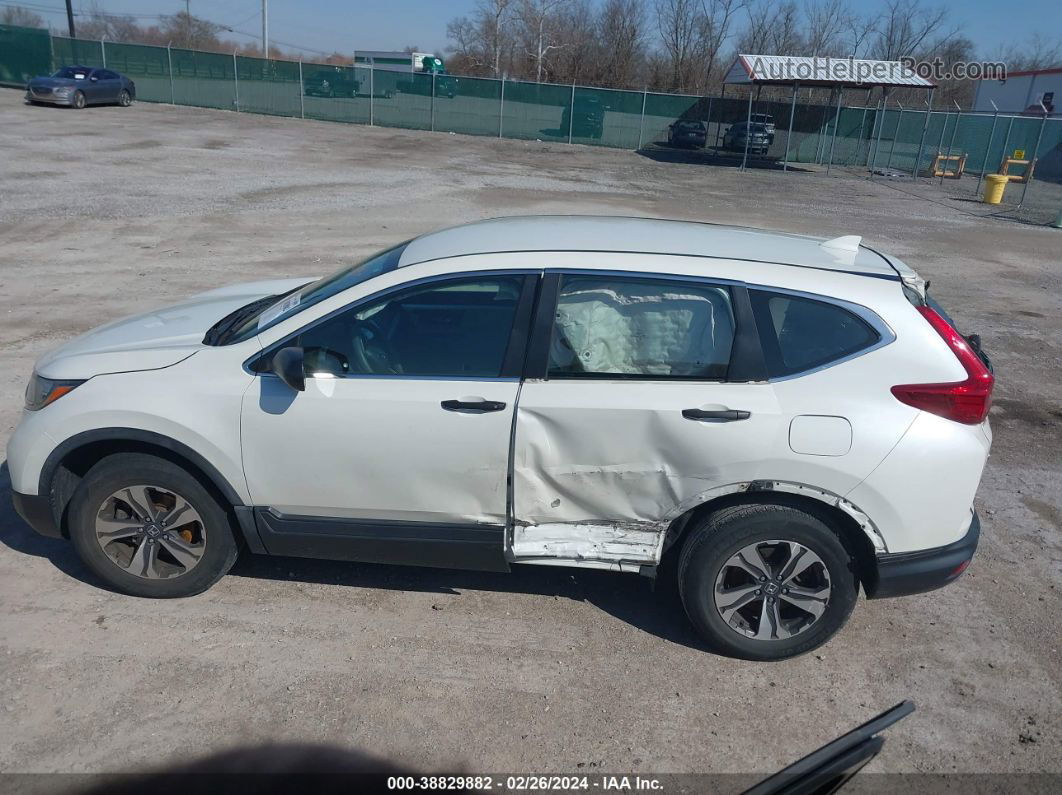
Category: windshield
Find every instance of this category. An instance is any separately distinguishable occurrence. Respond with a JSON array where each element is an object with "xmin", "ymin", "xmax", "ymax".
[
  {"xmin": 226, "ymin": 241, "xmax": 409, "ymax": 343},
  {"xmin": 52, "ymin": 67, "xmax": 89, "ymax": 79}
]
